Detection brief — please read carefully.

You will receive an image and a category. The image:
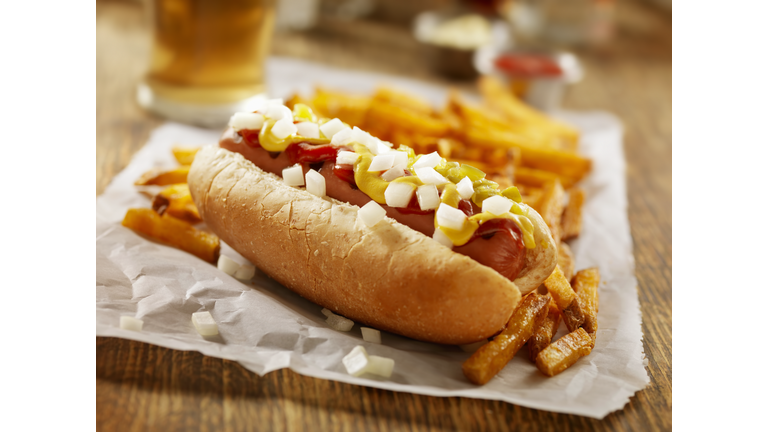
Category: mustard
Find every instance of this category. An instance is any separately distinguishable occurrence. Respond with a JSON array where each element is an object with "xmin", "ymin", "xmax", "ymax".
[{"xmin": 354, "ymin": 144, "xmax": 422, "ymax": 204}]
